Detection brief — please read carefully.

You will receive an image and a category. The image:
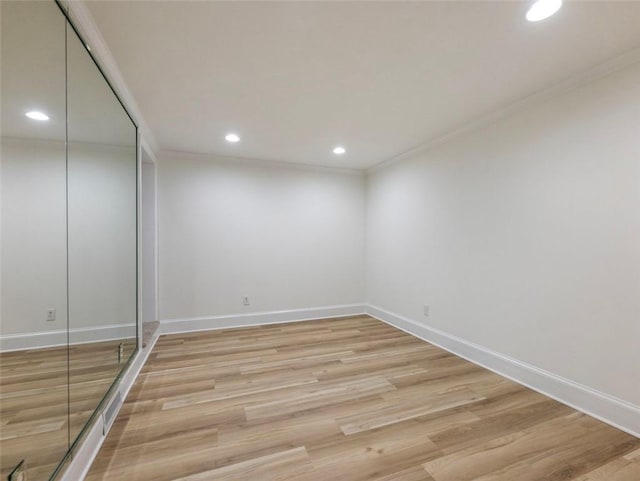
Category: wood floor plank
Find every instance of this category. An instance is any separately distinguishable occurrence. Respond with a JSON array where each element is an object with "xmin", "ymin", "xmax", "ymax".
[
  {"xmin": 244, "ymin": 376, "xmax": 396, "ymax": 421},
  {"xmin": 82, "ymin": 315, "xmax": 639, "ymax": 481},
  {"xmin": 423, "ymin": 412, "xmax": 638, "ymax": 481},
  {"xmin": 337, "ymin": 387, "xmax": 484, "ymax": 435},
  {"xmin": 172, "ymin": 446, "xmax": 312, "ymax": 481}
]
